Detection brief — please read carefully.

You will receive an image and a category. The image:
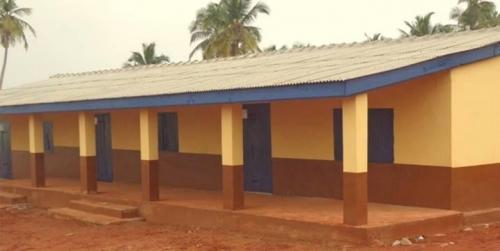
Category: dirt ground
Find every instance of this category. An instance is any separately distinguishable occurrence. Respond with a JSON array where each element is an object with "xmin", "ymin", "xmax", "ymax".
[{"xmin": 2, "ymin": 206, "xmax": 500, "ymax": 251}]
